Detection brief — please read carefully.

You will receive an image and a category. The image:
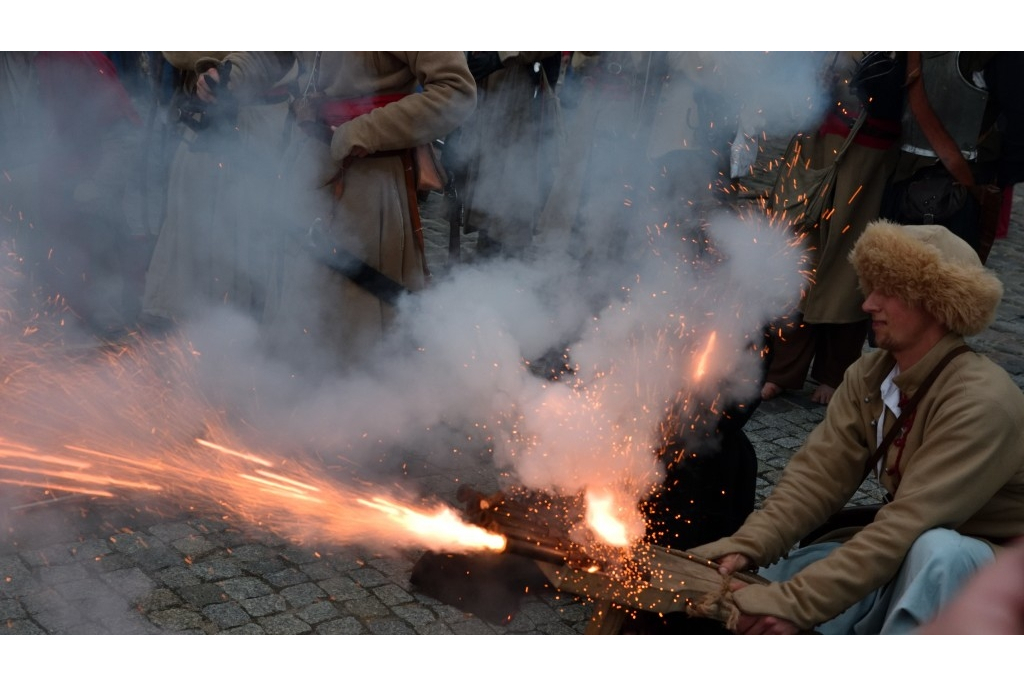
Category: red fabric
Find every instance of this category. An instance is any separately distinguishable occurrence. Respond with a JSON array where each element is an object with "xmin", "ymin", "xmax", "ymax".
[
  {"xmin": 318, "ymin": 93, "xmax": 406, "ymax": 127},
  {"xmin": 34, "ymin": 52, "xmax": 141, "ymax": 130},
  {"xmin": 819, "ymin": 110, "xmax": 901, "ymax": 150}
]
